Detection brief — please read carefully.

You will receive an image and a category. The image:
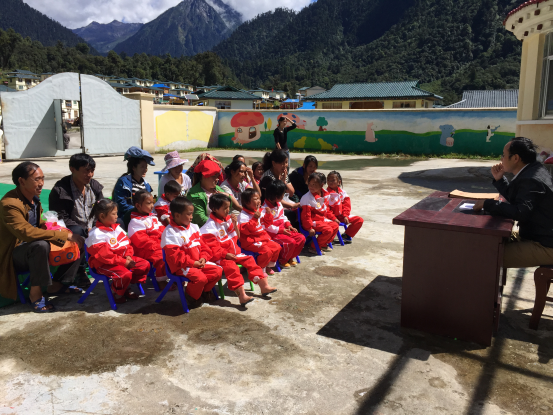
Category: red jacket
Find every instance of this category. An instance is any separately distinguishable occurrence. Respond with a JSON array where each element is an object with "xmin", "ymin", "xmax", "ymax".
[
  {"xmin": 299, "ymin": 191, "xmax": 337, "ymax": 231},
  {"xmin": 261, "ymin": 200, "xmax": 290, "ymax": 235},
  {"xmin": 200, "ymin": 213, "xmax": 241, "ymax": 262},
  {"xmin": 238, "ymin": 207, "xmax": 273, "ymax": 245},
  {"xmin": 161, "ymin": 219, "xmax": 211, "ymax": 276},
  {"xmin": 327, "ymin": 187, "xmax": 352, "ymax": 219},
  {"xmin": 154, "ymin": 195, "xmax": 171, "ymax": 222},
  {"xmin": 128, "ymin": 211, "xmax": 165, "ymax": 253},
  {"xmin": 85, "ymin": 221, "xmax": 134, "ymax": 269}
]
